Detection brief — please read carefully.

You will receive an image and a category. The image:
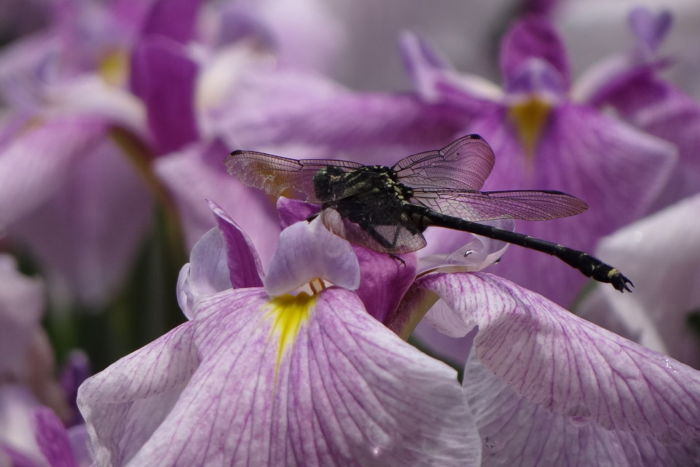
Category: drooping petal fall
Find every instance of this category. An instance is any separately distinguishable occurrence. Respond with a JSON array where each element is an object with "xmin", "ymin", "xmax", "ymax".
[
  {"xmin": 581, "ymin": 193, "xmax": 700, "ymax": 369},
  {"xmin": 410, "ymin": 272, "xmax": 700, "ymax": 464},
  {"xmin": 78, "ymin": 288, "xmax": 480, "ymax": 466}
]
